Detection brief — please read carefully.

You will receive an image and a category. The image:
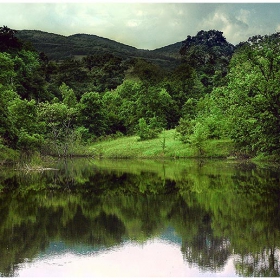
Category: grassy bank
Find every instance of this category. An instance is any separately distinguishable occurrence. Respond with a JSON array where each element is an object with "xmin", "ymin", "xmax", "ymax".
[
  {"xmin": 2, "ymin": 129, "xmax": 280, "ymax": 166},
  {"xmin": 88, "ymin": 129, "xmax": 235, "ymax": 159}
]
